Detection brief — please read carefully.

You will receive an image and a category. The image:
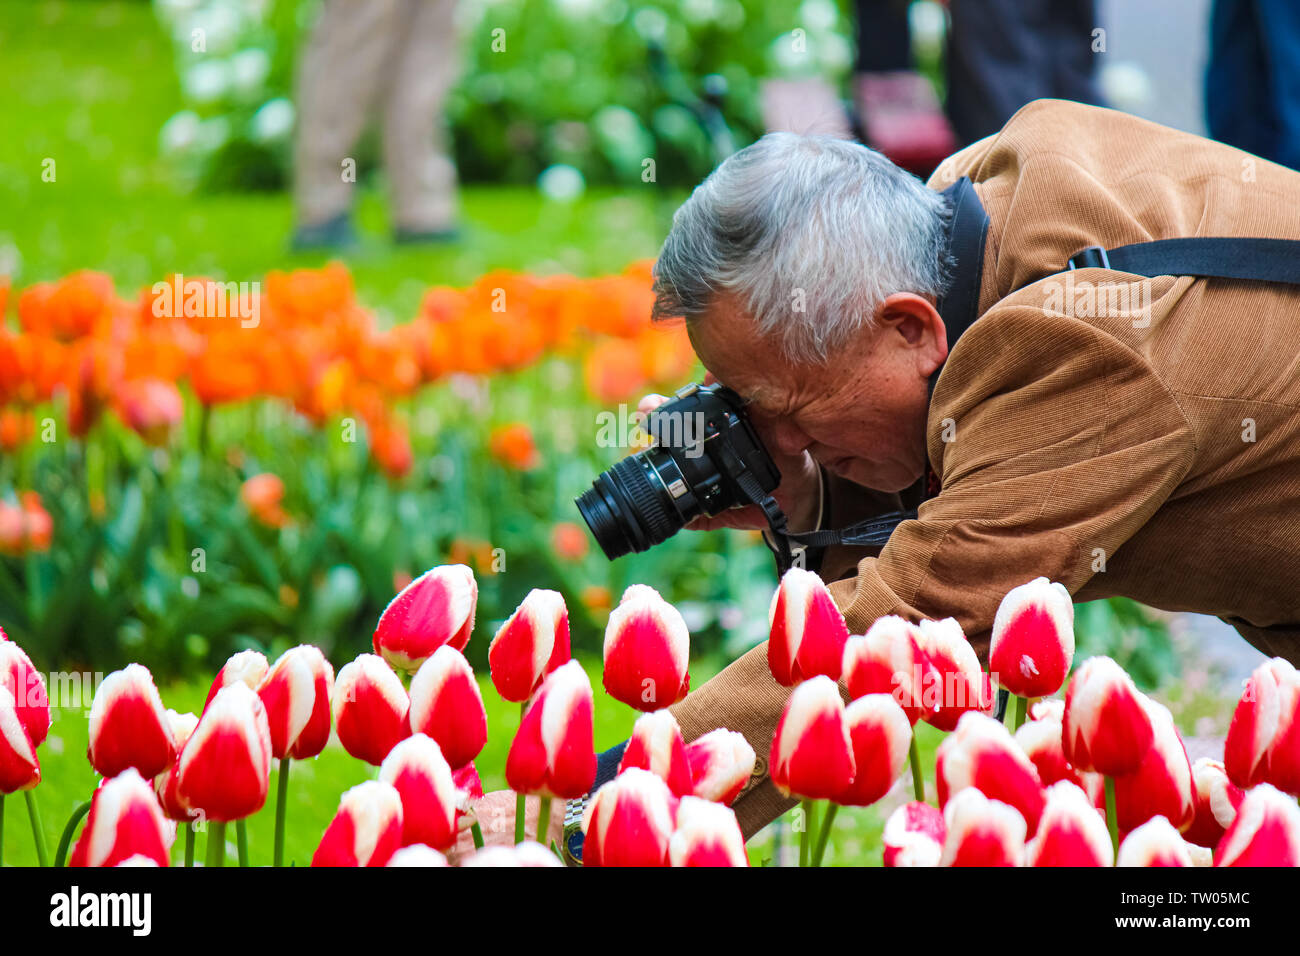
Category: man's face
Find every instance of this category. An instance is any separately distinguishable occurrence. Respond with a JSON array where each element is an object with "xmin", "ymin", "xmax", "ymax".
[{"xmin": 685, "ymin": 292, "xmax": 948, "ymax": 493}]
